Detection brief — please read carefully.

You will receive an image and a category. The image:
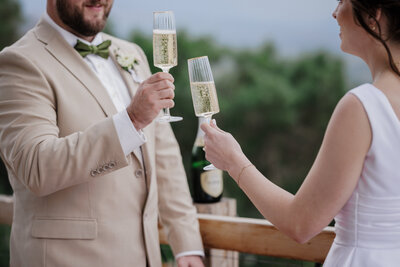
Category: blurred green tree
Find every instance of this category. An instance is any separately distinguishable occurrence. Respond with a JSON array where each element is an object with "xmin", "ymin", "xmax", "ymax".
[
  {"xmin": 130, "ymin": 31, "xmax": 347, "ymax": 219},
  {"xmin": 0, "ymin": 0, "xmax": 22, "ymax": 50}
]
